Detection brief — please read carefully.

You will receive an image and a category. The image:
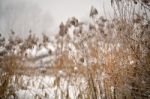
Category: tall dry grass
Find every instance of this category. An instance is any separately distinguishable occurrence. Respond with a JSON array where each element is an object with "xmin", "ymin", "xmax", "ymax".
[{"xmin": 0, "ymin": 0, "xmax": 150, "ymax": 98}]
